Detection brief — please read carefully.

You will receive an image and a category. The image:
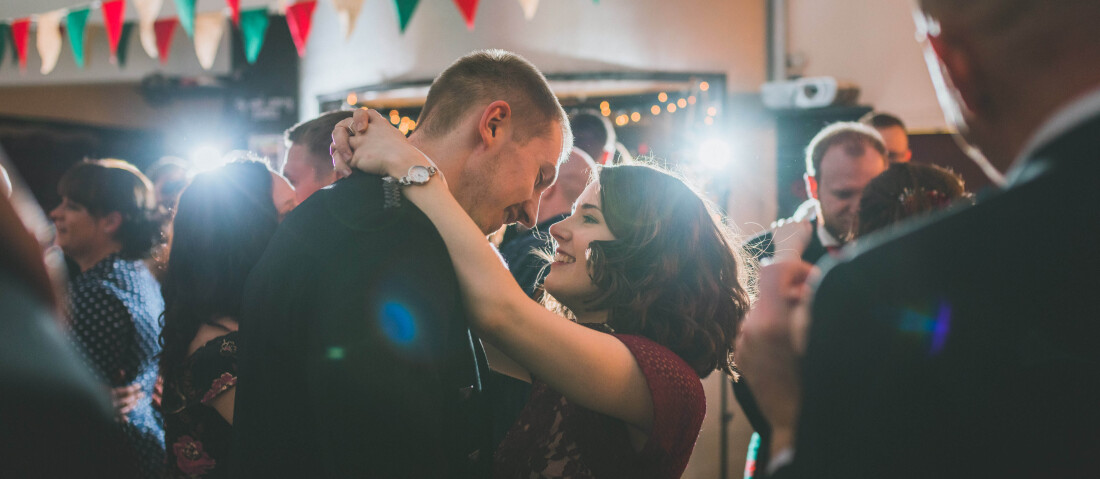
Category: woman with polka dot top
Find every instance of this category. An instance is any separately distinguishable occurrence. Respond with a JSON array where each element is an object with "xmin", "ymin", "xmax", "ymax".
[{"xmin": 50, "ymin": 159, "xmax": 166, "ymax": 477}]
